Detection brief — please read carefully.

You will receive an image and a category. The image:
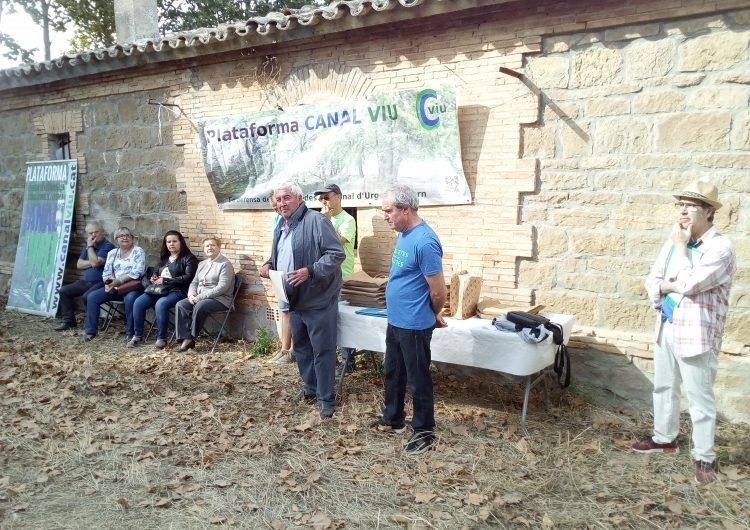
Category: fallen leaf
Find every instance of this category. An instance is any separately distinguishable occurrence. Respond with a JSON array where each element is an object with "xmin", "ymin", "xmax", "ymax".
[
  {"xmin": 414, "ymin": 491, "xmax": 437, "ymax": 503},
  {"xmin": 116, "ymin": 497, "xmax": 130, "ymax": 509}
]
